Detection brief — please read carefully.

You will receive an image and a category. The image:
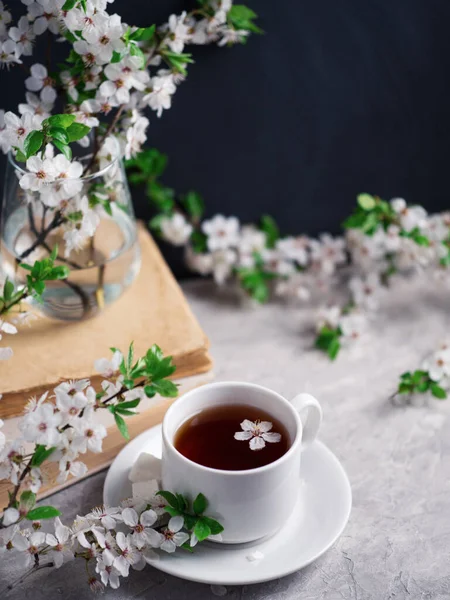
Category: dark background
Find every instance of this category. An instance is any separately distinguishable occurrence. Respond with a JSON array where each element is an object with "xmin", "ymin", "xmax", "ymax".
[{"xmin": 2, "ymin": 0, "xmax": 450, "ymax": 277}]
